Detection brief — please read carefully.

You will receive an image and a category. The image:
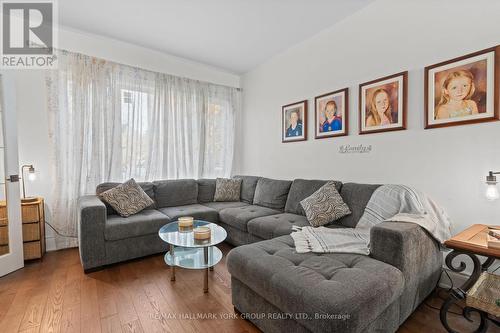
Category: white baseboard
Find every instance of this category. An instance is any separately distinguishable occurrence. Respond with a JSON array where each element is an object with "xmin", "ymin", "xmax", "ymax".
[
  {"xmin": 439, "ymin": 268, "xmax": 469, "ymax": 289},
  {"xmin": 44, "ymin": 235, "xmax": 78, "ymax": 251},
  {"xmin": 45, "ymin": 236, "xmax": 57, "ymax": 252}
]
